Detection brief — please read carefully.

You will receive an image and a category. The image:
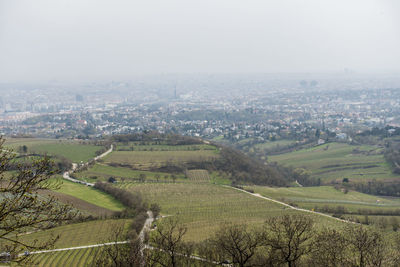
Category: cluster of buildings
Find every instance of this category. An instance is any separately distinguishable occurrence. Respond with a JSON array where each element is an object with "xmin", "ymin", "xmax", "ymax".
[{"xmin": 1, "ymin": 74, "xmax": 400, "ymax": 142}]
